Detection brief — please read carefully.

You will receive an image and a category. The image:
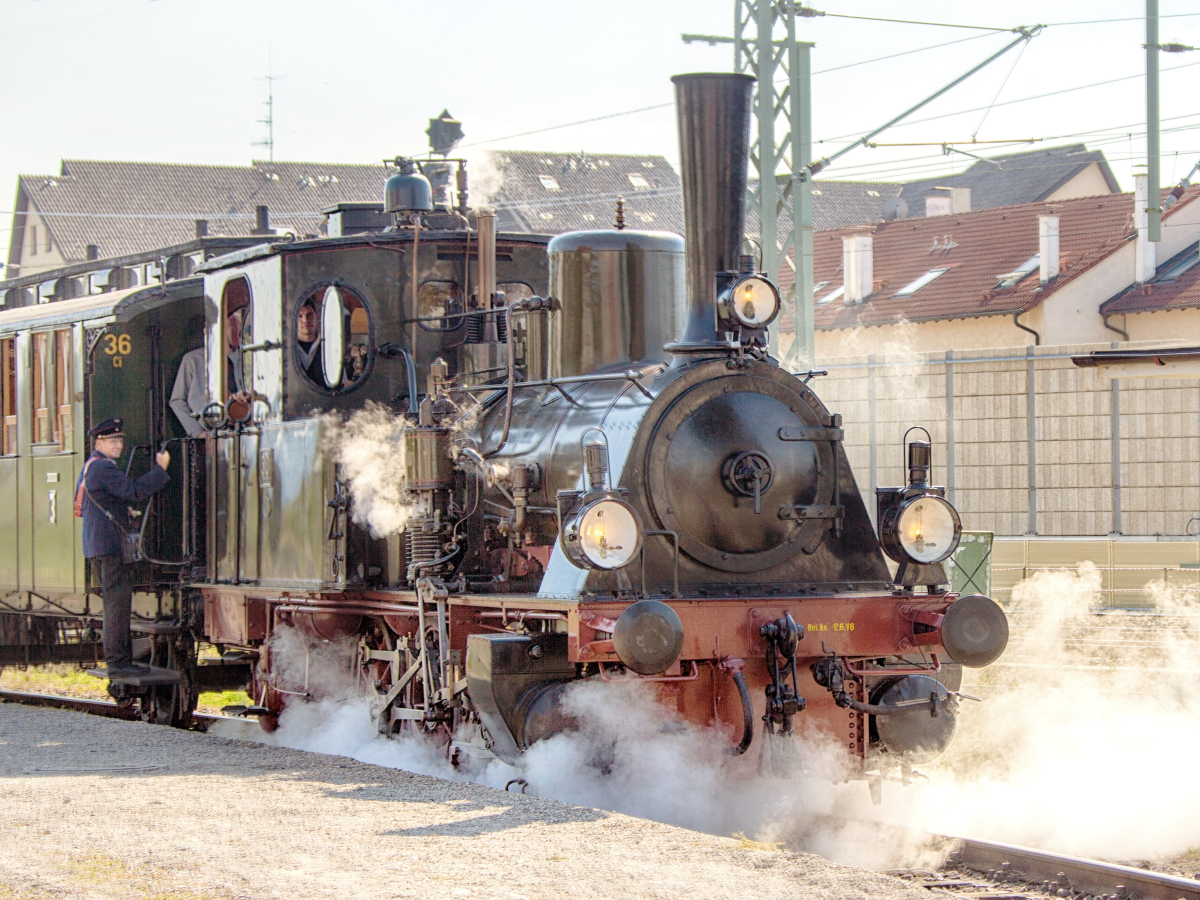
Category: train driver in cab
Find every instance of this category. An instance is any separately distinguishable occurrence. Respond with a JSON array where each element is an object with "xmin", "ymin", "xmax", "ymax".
[
  {"xmin": 225, "ymin": 303, "xmax": 249, "ymax": 397},
  {"xmin": 74, "ymin": 418, "xmax": 171, "ymax": 679},
  {"xmin": 295, "ymin": 300, "xmax": 325, "ymax": 386}
]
